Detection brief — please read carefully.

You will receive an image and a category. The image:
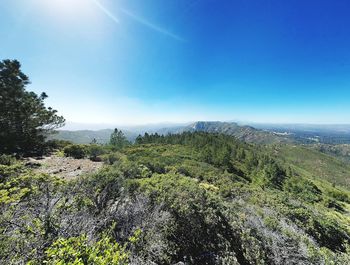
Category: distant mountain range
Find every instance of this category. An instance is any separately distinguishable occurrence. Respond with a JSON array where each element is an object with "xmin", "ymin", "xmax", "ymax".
[
  {"xmin": 164, "ymin": 121, "xmax": 293, "ymax": 144},
  {"xmin": 51, "ymin": 121, "xmax": 350, "ymax": 145},
  {"xmin": 49, "ymin": 129, "xmax": 120, "ymax": 144},
  {"xmin": 49, "ymin": 121, "xmax": 285, "ymax": 144}
]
